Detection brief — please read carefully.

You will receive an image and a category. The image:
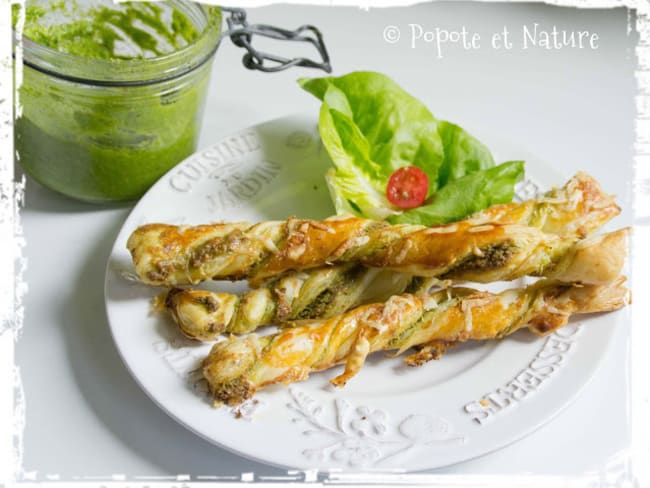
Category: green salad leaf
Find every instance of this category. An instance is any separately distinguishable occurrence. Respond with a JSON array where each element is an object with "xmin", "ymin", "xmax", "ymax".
[
  {"xmin": 436, "ymin": 120, "xmax": 495, "ymax": 186},
  {"xmin": 388, "ymin": 160, "xmax": 525, "ymax": 225},
  {"xmin": 299, "ymin": 71, "xmax": 525, "ymax": 226}
]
